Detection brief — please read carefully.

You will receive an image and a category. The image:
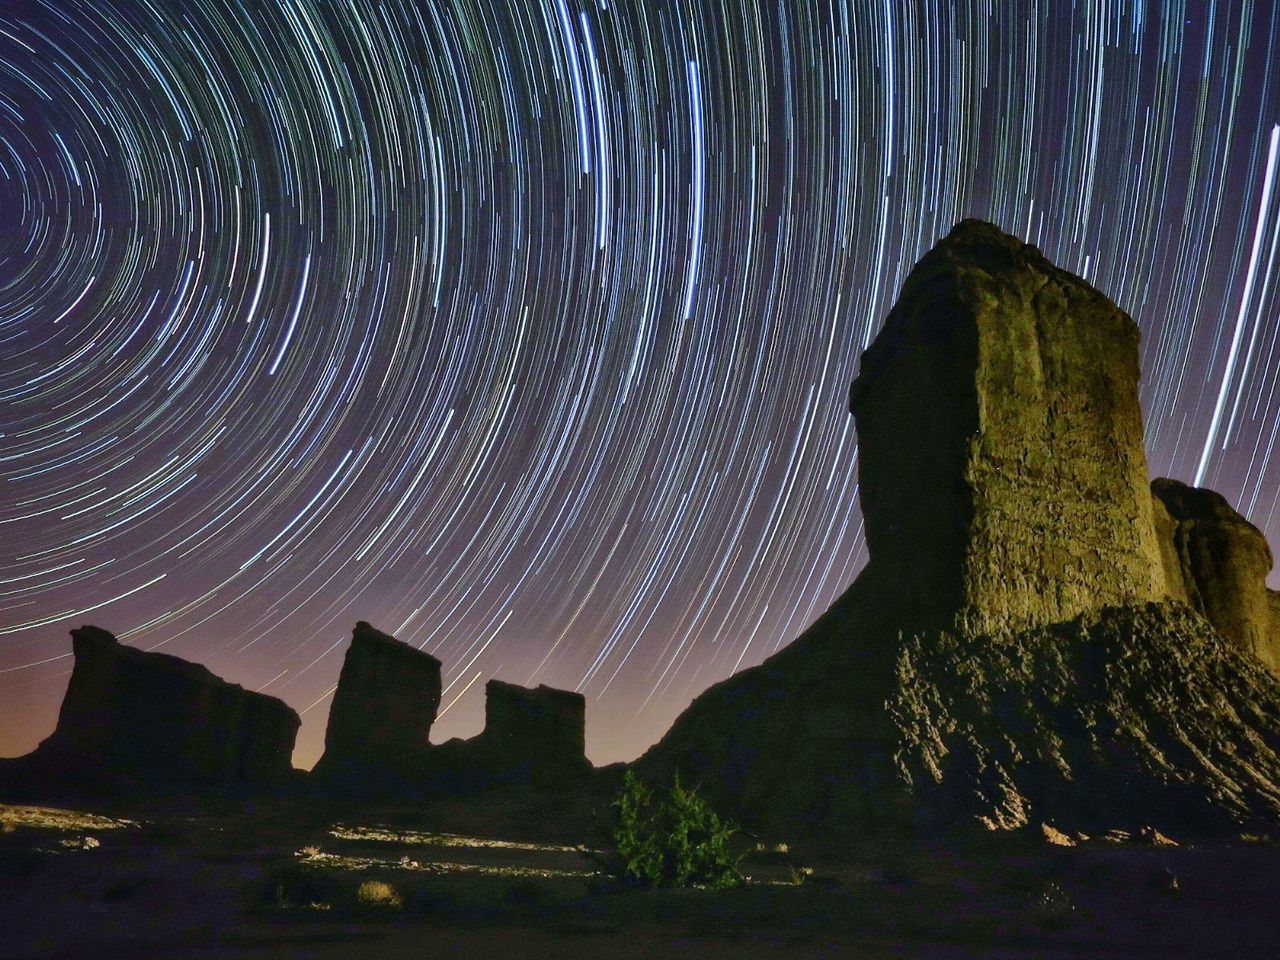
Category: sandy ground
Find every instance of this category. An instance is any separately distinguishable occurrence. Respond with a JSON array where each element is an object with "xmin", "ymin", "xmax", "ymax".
[{"xmin": 1, "ymin": 797, "xmax": 1276, "ymax": 960}]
